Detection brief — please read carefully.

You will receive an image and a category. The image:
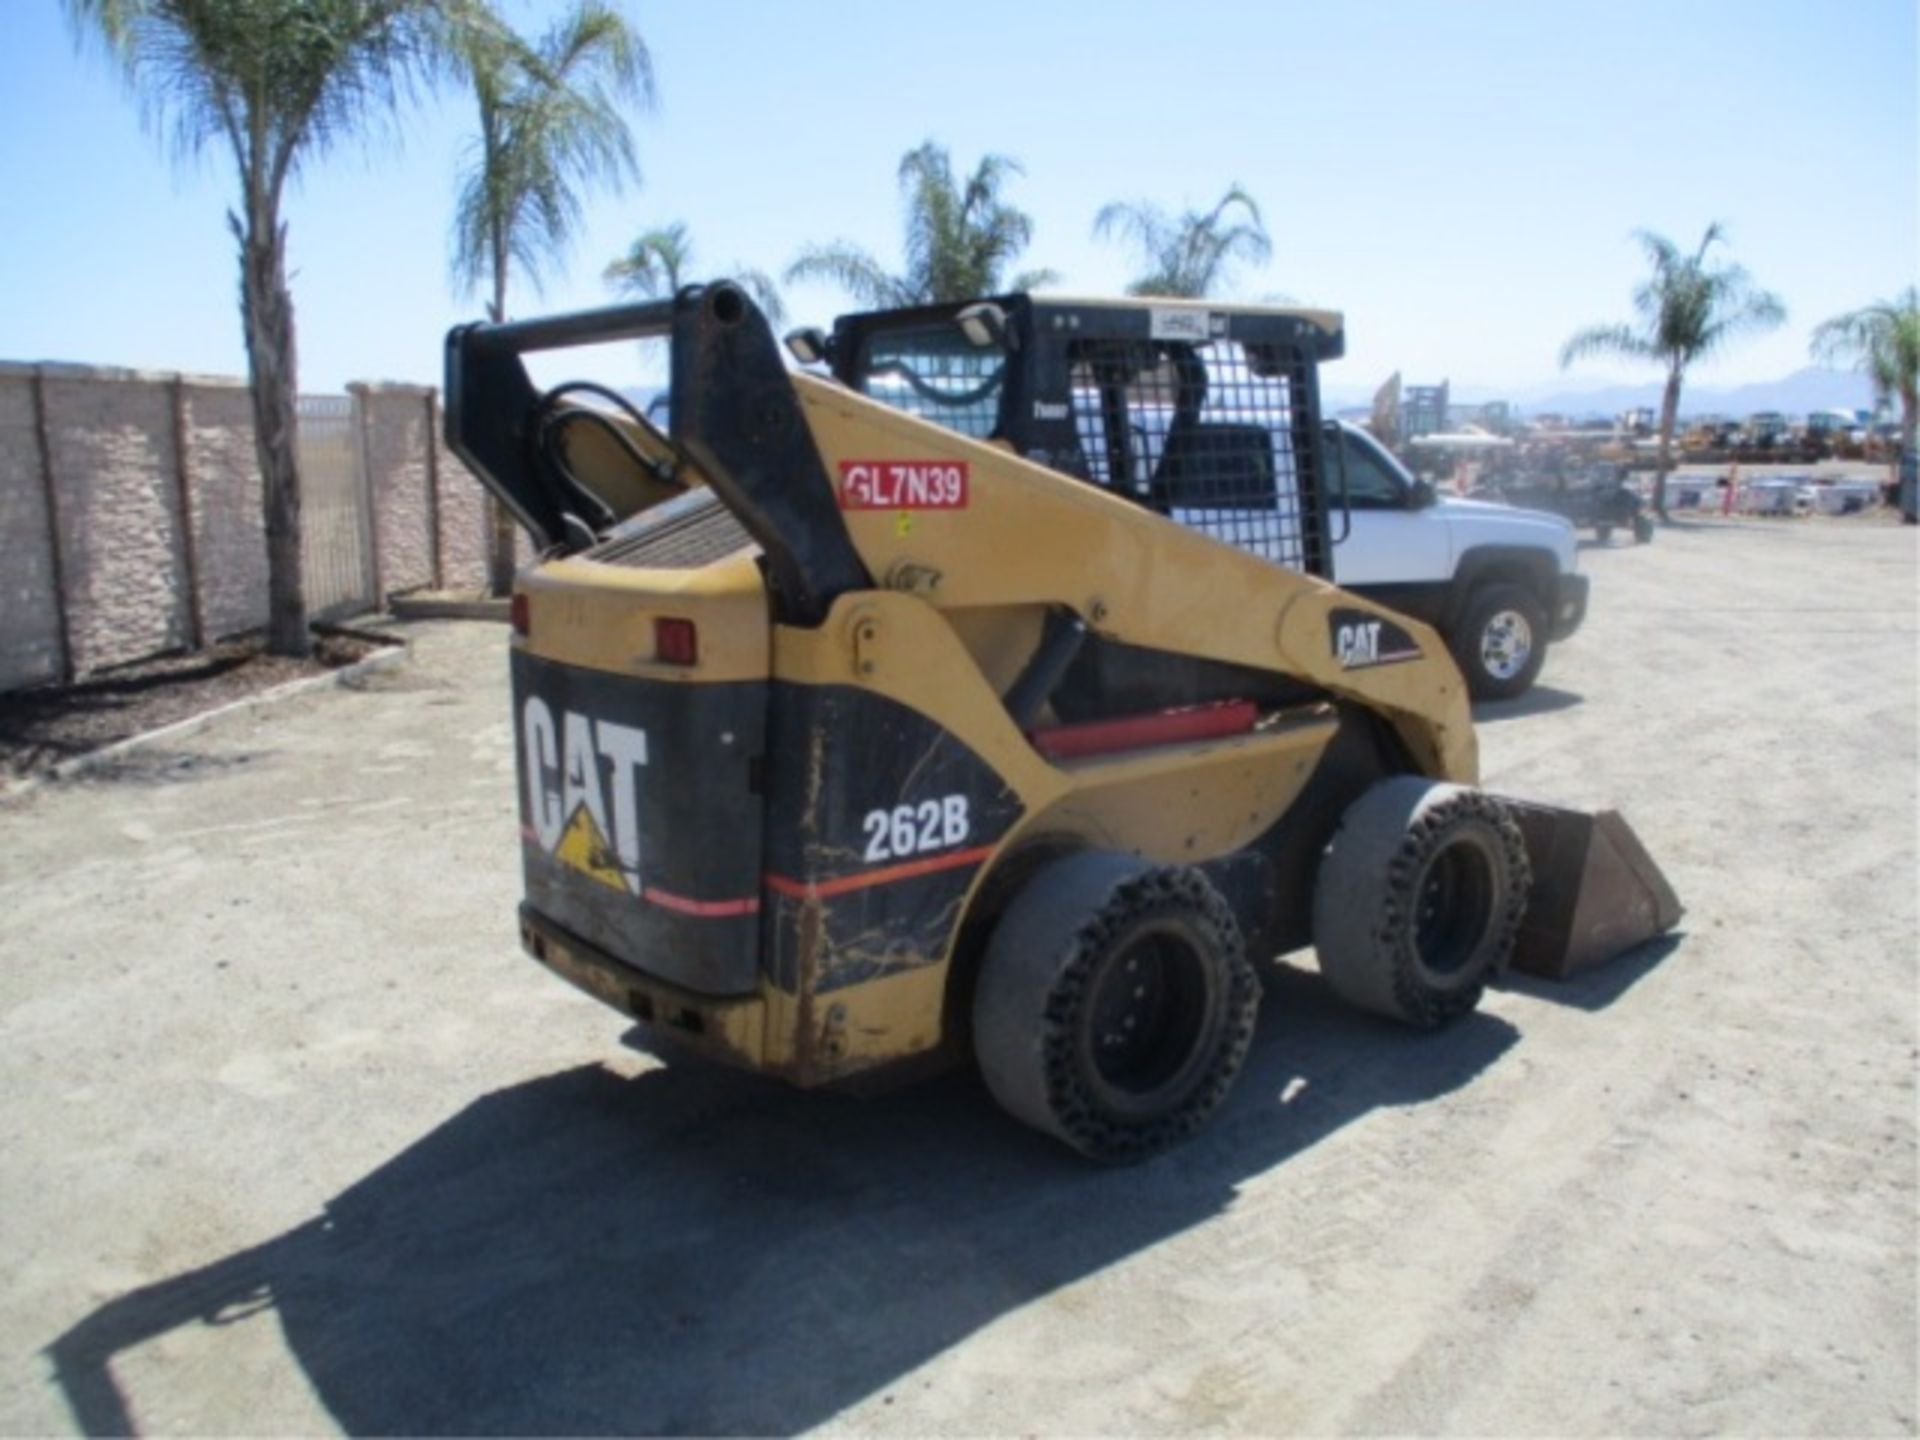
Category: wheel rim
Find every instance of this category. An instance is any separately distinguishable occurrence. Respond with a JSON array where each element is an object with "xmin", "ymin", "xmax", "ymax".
[
  {"xmin": 1079, "ymin": 922, "xmax": 1213, "ymax": 1116},
  {"xmin": 1479, "ymin": 609, "xmax": 1534, "ymax": 680},
  {"xmin": 1411, "ymin": 838, "xmax": 1496, "ymax": 980}
]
